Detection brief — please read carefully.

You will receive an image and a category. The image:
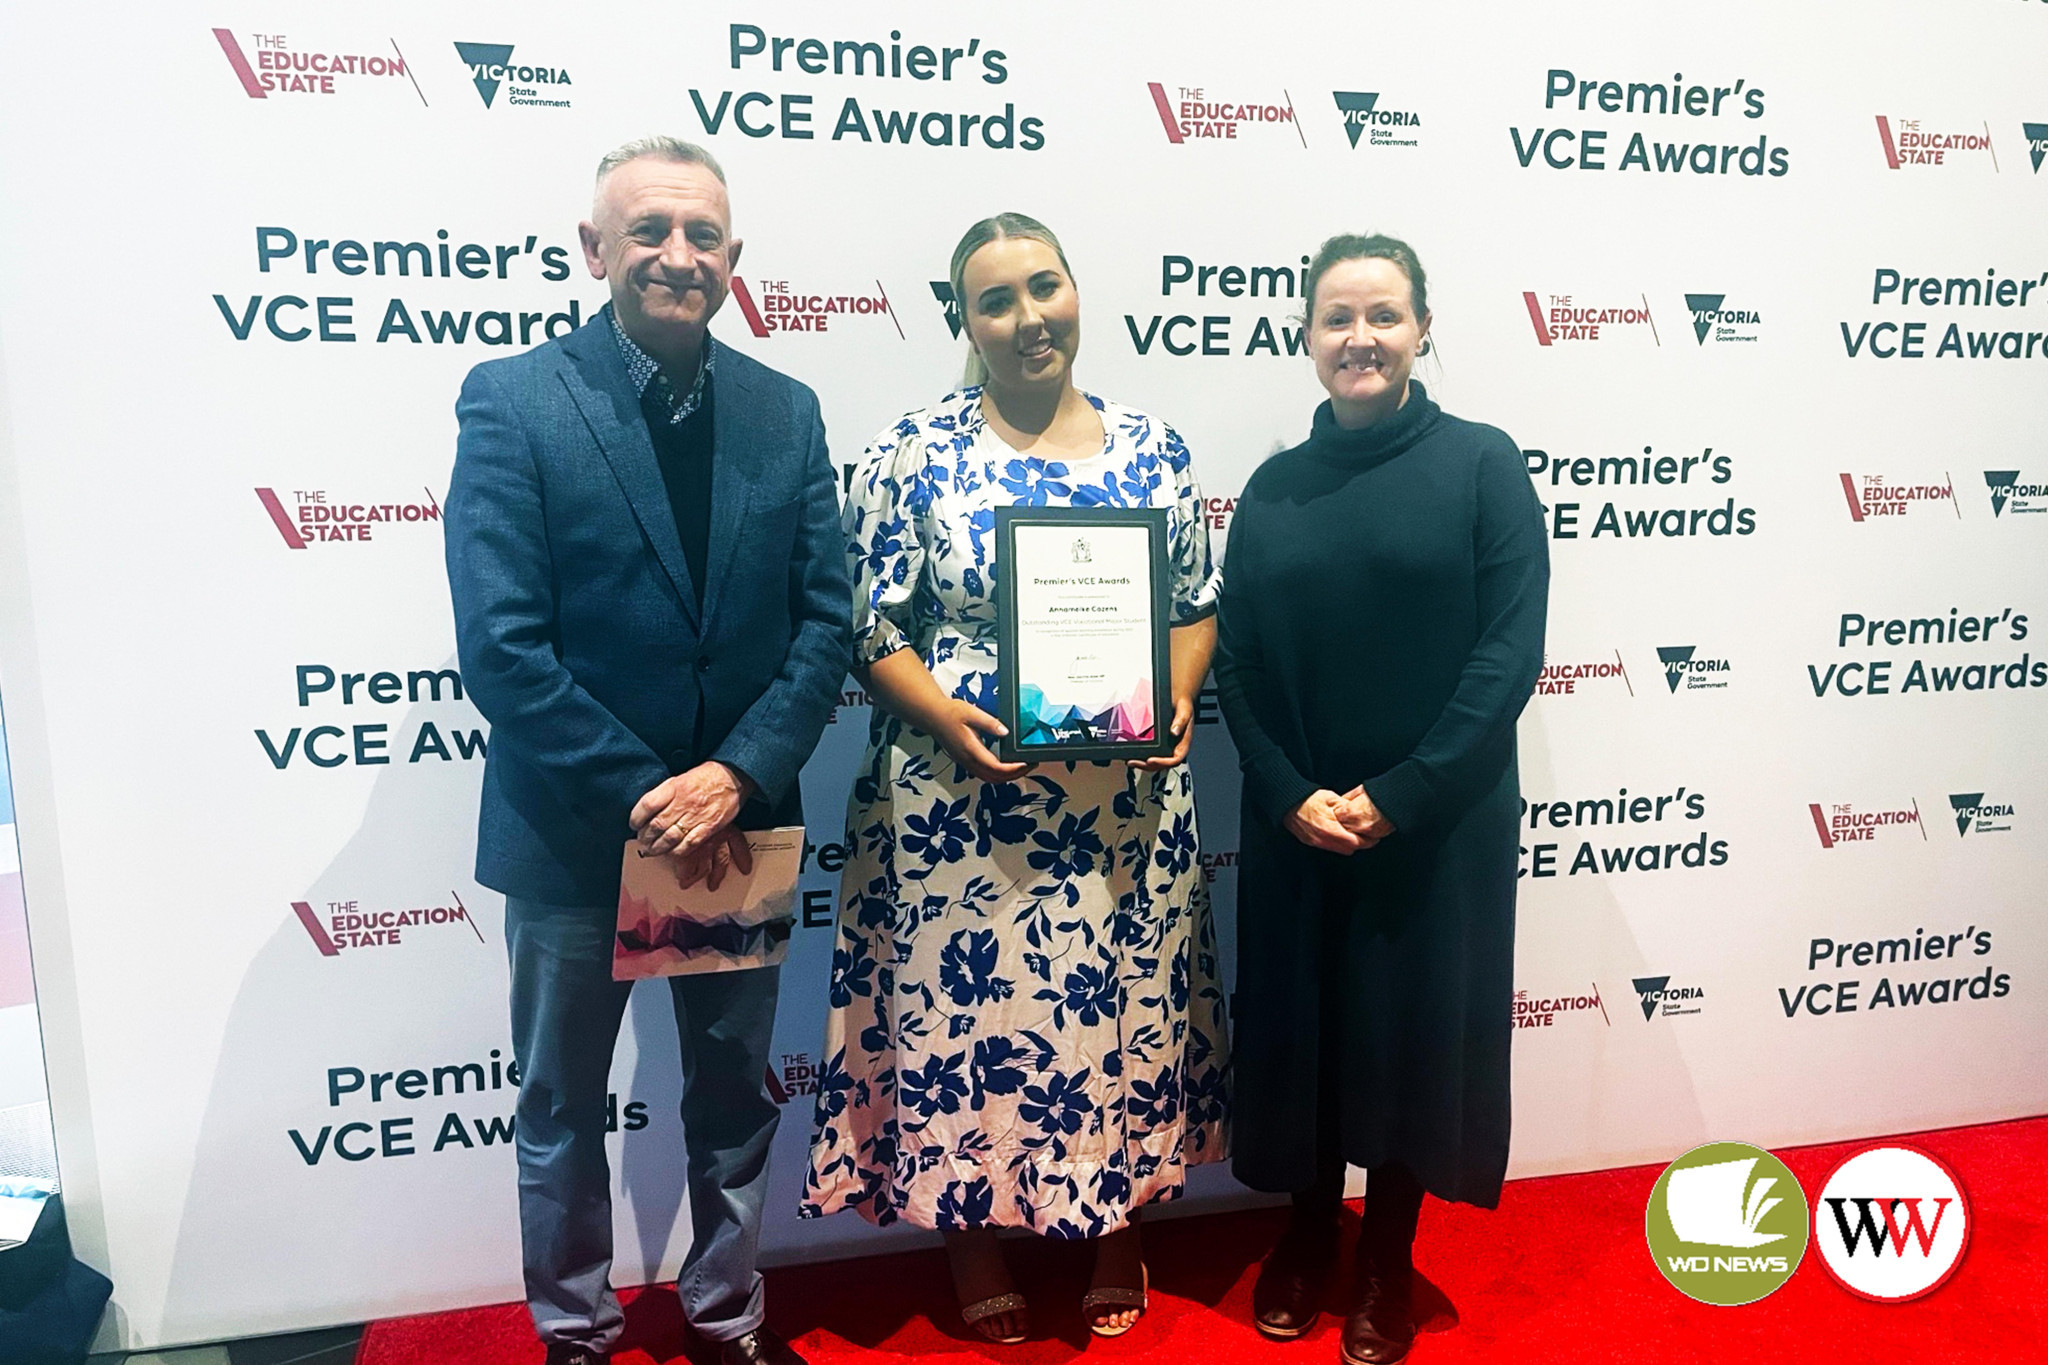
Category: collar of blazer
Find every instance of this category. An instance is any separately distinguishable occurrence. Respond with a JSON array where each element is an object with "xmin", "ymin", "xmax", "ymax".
[{"xmin": 557, "ymin": 306, "xmax": 763, "ymax": 632}]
